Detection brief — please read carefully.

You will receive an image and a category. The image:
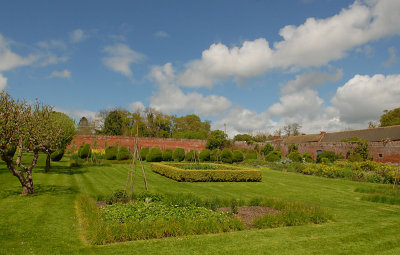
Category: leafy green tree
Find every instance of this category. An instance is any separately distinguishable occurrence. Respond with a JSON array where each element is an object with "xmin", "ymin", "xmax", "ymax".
[
  {"xmin": 199, "ymin": 149, "xmax": 211, "ymax": 162},
  {"xmin": 221, "ymin": 148, "xmax": 233, "ymax": 164},
  {"xmin": 380, "ymin": 107, "xmax": 400, "ymax": 127},
  {"xmin": 206, "ymin": 130, "xmax": 229, "ymax": 150},
  {"xmin": 233, "ymin": 134, "xmax": 254, "ymax": 143},
  {"xmin": 232, "ymin": 150, "xmax": 244, "ymax": 162},
  {"xmin": 261, "ymin": 143, "xmax": 274, "ymax": 155},
  {"xmin": 172, "ymin": 114, "xmax": 210, "ymax": 139},
  {"xmin": 104, "ymin": 110, "xmax": 124, "ymax": 136}
]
